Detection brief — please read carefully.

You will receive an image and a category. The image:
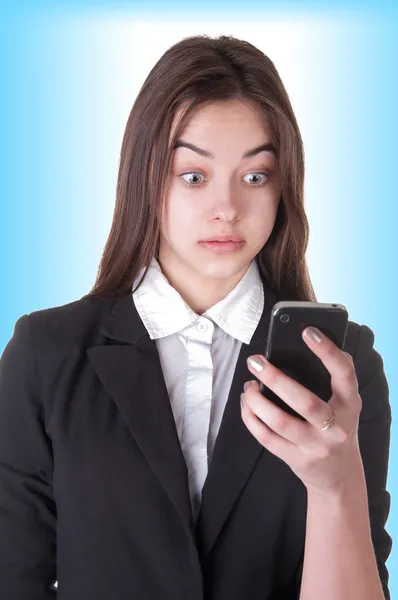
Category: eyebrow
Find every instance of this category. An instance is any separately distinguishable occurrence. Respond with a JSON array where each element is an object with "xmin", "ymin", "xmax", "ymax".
[{"xmin": 173, "ymin": 139, "xmax": 277, "ymax": 159}]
